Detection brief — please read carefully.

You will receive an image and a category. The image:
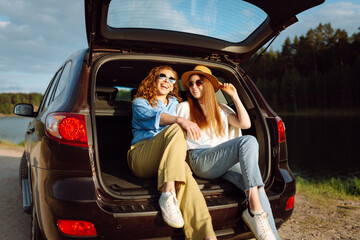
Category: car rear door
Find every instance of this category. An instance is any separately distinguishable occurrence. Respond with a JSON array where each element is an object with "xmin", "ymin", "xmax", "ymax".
[{"xmin": 85, "ymin": 0, "xmax": 325, "ymax": 63}]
